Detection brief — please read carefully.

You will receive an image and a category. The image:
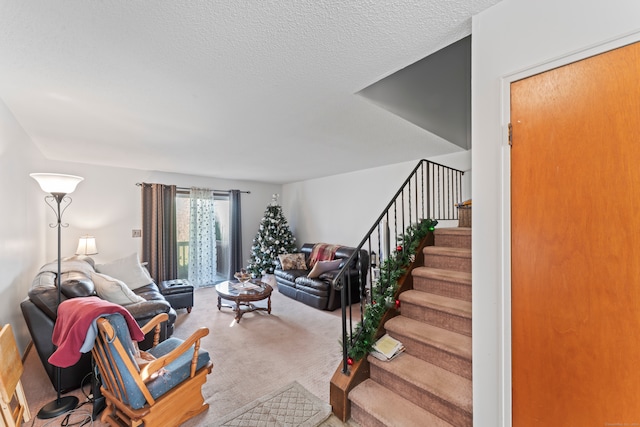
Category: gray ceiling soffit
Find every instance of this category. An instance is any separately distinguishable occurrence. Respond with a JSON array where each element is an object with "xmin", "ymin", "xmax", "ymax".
[{"xmin": 358, "ymin": 36, "xmax": 471, "ymax": 150}]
